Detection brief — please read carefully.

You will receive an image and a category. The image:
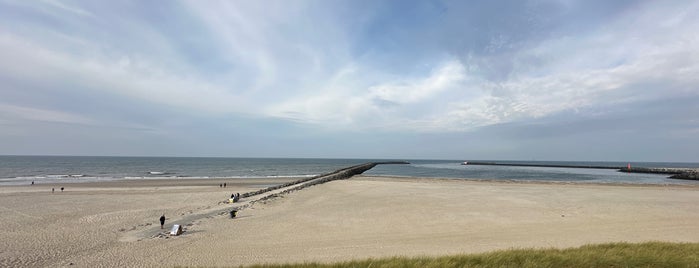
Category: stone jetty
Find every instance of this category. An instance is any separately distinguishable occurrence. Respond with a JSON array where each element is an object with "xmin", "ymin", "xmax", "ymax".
[
  {"xmin": 241, "ymin": 161, "xmax": 408, "ymax": 199},
  {"xmin": 669, "ymin": 170, "xmax": 699, "ymax": 180},
  {"xmin": 464, "ymin": 161, "xmax": 619, "ymax": 170},
  {"xmin": 250, "ymin": 161, "xmax": 408, "ymax": 202},
  {"xmin": 464, "ymin": 161, "xmax": 698, "ymax": 181}
]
